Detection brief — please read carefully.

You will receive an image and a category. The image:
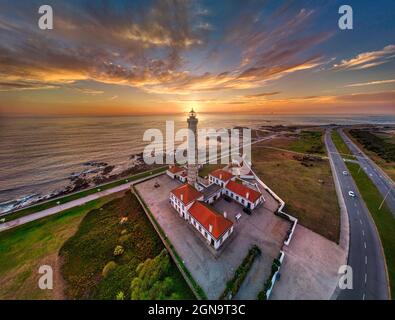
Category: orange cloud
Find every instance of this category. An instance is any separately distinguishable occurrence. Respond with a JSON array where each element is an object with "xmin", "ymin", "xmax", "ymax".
[{"xmin": 334, "ymin": 45, "xmax": 395, "ymax": 70}]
